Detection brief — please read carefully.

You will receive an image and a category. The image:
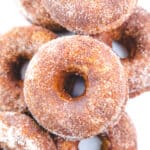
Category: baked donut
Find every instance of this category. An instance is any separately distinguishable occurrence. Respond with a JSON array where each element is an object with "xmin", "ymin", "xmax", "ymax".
[
  {"xmin": 95, "ymin": 7, "xmax": 150, "ymax": 98},
  {"xmin": 42, "ymin": 0, "xmax": 137, "ymax": 34},
  {"xmin": 0, "ymin": 26, "xmax": 57, "ymax": 113},
  {"xmin": 55, "ymin": 112, "xmax": 137, "ymax": 150},
  {"xmin": 0, "ymin": 111, "xmax": 56, "ymax": 150},
  {"xmin": 17, "ymin": 0, "xmax": 64, "ymax": 31},
  {"xmin": 24, "ymin": 35, "xmax": 127, "ymax": 139}
]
